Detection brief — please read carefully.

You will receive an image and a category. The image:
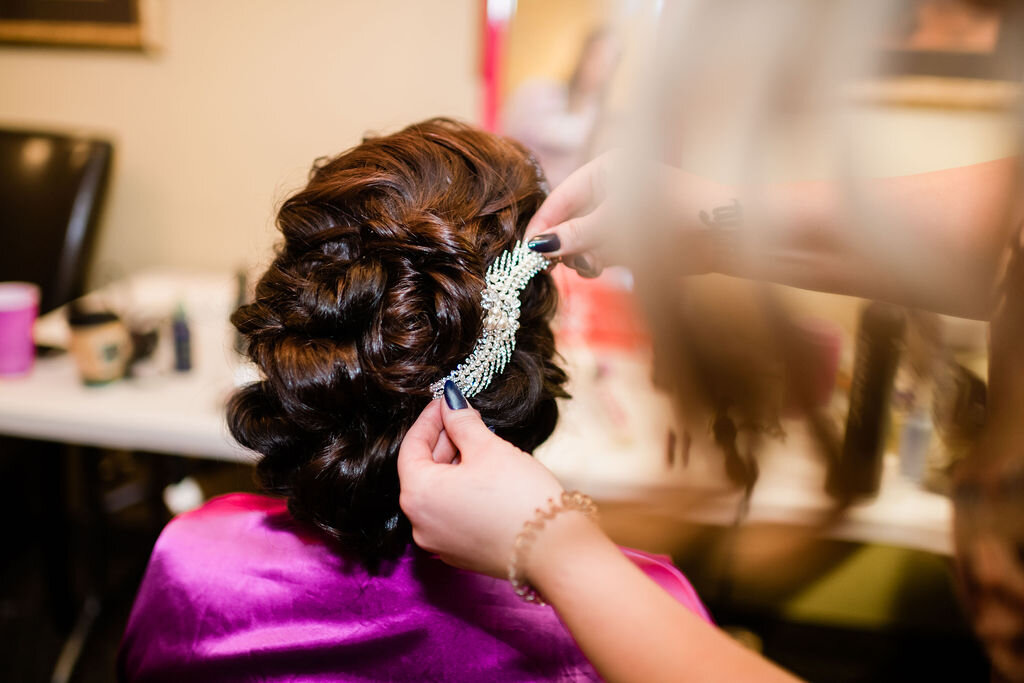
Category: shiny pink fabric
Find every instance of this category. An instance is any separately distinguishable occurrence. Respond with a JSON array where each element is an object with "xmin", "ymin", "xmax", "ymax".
[{"xmin": 119, "ymin": 493, "xmax": 710, "ymax": 682}]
